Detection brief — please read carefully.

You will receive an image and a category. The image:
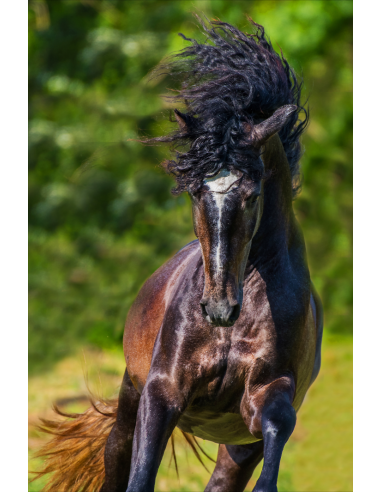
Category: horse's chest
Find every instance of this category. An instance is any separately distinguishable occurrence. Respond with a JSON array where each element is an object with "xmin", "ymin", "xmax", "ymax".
[
  {"xmin": 191, "ymin": 338, "xmax": 271, "ymax": 408},
  {"xmin": 180, "ymin": 352, "xmax": 257, "ymax": 445},
  {"xmin": 176, "ymin": 337, "xmax": 280, "ymax": 445}
]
